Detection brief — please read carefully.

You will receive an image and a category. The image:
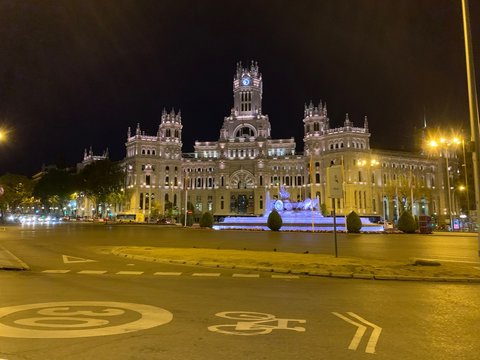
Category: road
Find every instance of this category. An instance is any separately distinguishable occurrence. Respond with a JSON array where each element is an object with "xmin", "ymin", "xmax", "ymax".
[{"xmin": 0, "ymin": 223, "xmax": 479, "ymax": 359}]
